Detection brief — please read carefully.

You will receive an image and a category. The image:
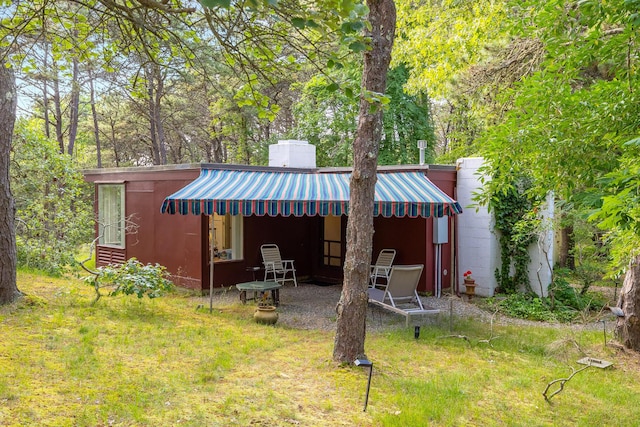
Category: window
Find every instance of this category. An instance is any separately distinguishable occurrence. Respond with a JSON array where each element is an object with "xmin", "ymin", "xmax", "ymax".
[
  {"xmin": 98, "ymin": 184, "xmax": 125, "ymax": 247},
  {"xmin": 210, "ymin": 213, "xmax": 243, "ymax": 261},
  {"xmin": 323, "ymin": 215, "xmax": 342, "ymax": 267}
]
